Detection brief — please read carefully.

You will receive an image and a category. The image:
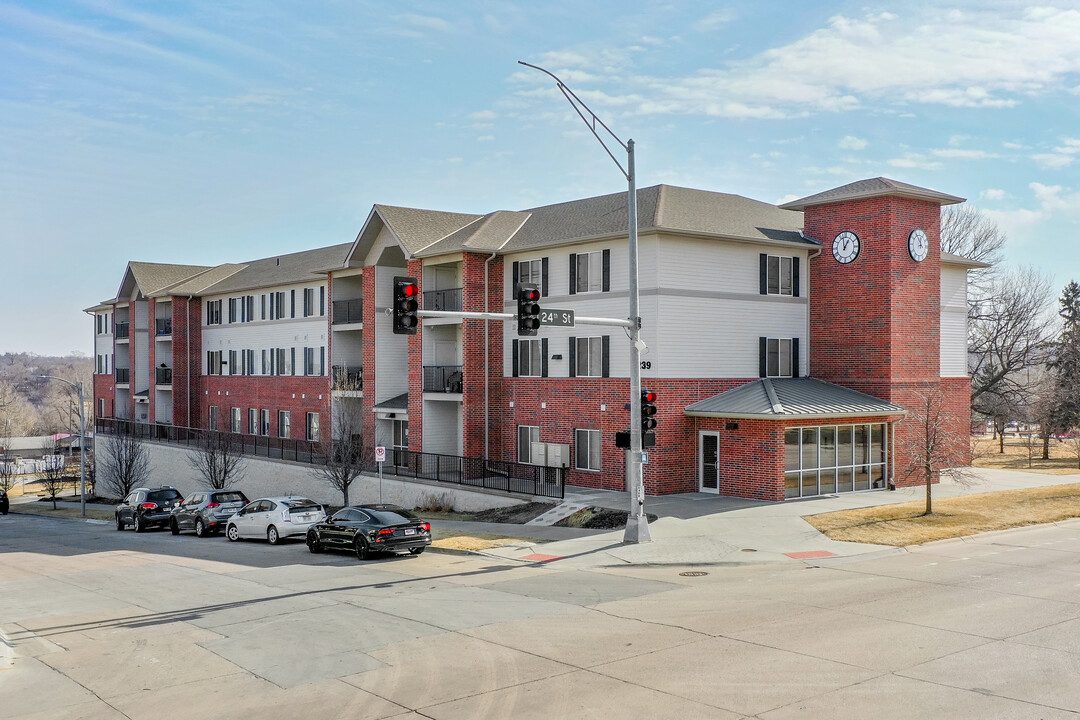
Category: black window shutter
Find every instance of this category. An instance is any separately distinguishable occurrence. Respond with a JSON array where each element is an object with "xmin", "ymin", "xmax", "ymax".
[
  {"xmin": 792, "ymin": 338, "xmax": 800, "ymax": 378},
  {"xmin": 512, "ymin": 261, "xmax": 519, "ymax": 299},
  {"xmin": 759, "ymin": 254, "xmax": 768, "ymax": 295},
  {"xmin": 320, "ymin": 346, "xmax": 325, "ymax": 375},
  {"xmin": 568, "ymin": 254, "xmax": 577, "ymax": 295},
  {"xmin": 792, "ymin": 257, "xmax": 800, "ymax": 297},
  {"xmin": 541, "ymin": 257, "xmax": 549, "ymax": 297},
  {"xmin": 320, "ymin": 286, "xmax": 326, "ymax": 315},
  {"xmin": 541, "ymin": 337, "xmax": 549, "ymax": 377},
  {"xmin": 568, "ymin": 336, "xmax": 577, "ymax": 377},
  {"xmin": 602, "ymin": 335, "xmax": 610, "ymax": 377},
  {"xmin": 759, "ymin": 337, "xmax": 768, "ymax": 378},
  {"xmin": 269, "ymin": 293, "xmax": 275, "ymax": 318},
  {"xmin": 290, "ymin": 290, "xmax": 296, "ymax": 318},
  {"xmin": 291, "ymin": 347, "xmax": 296, "ymax": 375},
  {"xmin": 602, "ymin": 249, "xmax": 611, "ymax": 292},
  {"xmin": 512, "ymin": 340, "xmax": 519, "ymax": 377}
]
